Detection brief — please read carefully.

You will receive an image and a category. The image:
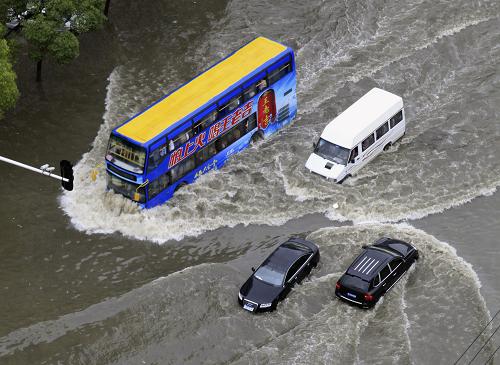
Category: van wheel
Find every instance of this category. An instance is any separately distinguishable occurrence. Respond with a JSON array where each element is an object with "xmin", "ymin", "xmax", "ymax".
[
  {"xmin": 383, "ymin": 143, "xmax": 392, "ymax": 151},
  {"xmin": 251, "ymin": 131, "xmax": 264, "ymax": 144},
  {"xmin": 337, "ymin": 174, "xmax": 351, "ymax": 184},
  {"xmin": 174, "ymin": 182, "xmax": 187, "ymax": 192}
]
